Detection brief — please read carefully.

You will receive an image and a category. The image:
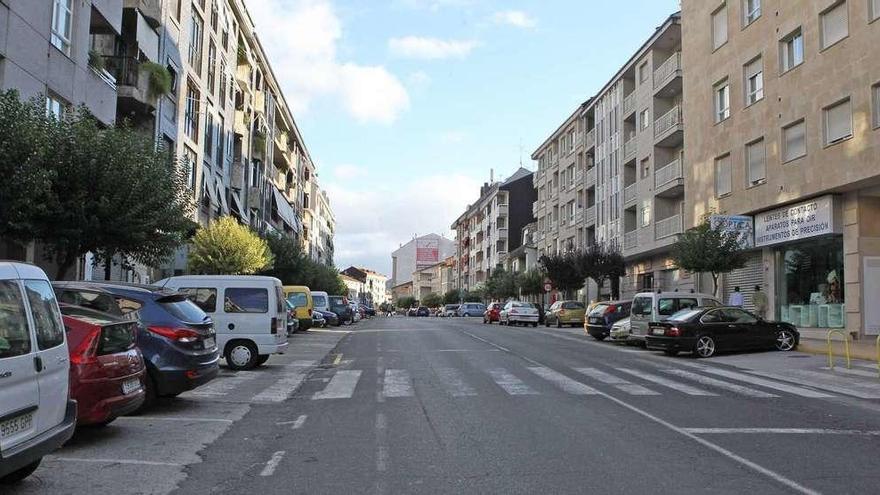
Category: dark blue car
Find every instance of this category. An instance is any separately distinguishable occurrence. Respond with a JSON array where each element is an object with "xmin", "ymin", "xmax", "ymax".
[
  {"xmin": 53, "ymin": 282, "xmax": 220, "ymax": 409},
  {"xmin": 585, "ymin": 300, "xmax": 633, "ymax": 341}
]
